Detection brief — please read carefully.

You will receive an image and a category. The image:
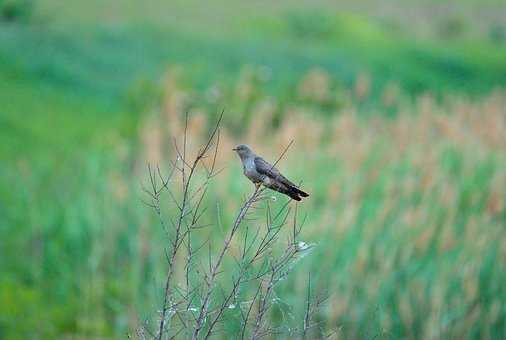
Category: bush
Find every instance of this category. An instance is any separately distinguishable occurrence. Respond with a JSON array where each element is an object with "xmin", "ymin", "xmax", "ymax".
[
  {"xmin": 0, "ymin": 0, "xmax": 33, "ymax": 22},
  {"xmin": 489, "ymin": 24, "xmax": 506, "ymax": 44}
]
